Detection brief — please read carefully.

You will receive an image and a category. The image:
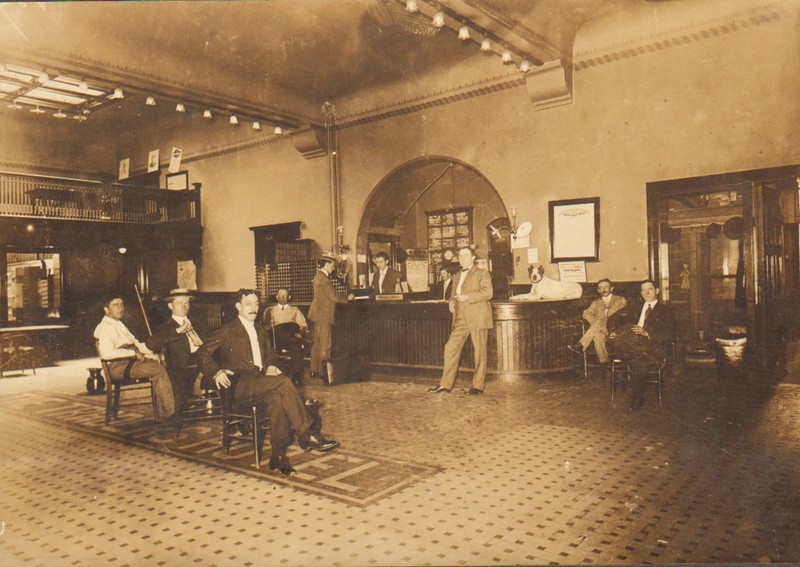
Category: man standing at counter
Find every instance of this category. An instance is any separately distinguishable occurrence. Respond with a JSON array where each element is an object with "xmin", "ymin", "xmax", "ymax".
[
  {"xmin": 308, "ymin": 252, "xmax": 354, "ymax": 383},
  {"xmin": 370, "ymin": 251, "xmax": 403, "ymax": 295},
  {"xmin": 429, "ymin": 246, "xmax": 494, "ymax": 395}
]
